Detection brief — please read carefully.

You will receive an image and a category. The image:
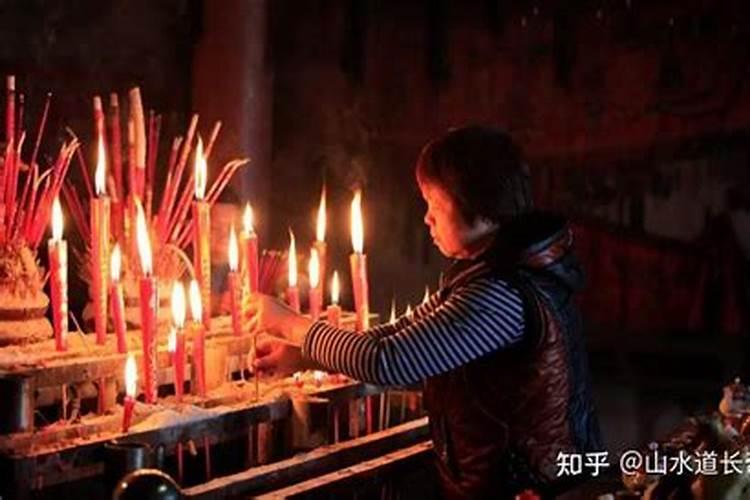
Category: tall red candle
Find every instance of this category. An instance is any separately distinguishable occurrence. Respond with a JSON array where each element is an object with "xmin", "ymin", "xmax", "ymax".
[
  {"xmin": 109, "ymin": 244, "xmax": 127, "ymax": 354},
  {"xmin": 91, "ymin": 131, "xmax": 111, "ymax": 345},
  {"xmin": 170, "ymin": 282, "xmax": 187, "ymax": 402},
  {"xmin": 349, "ymin": 190, "xmax": 370, "ymax": 331},
  {"xmin": 136, "ymin": 202, "xmax": 158, "ymax": 403},
  {"xmin": 189, "ymin": 279, "xmax": 206, "ymax": 398},
  {"xmin": 192, "ymin": 138, "xmax": 212, "ymax": 330},
  {"xmin": 242, "ymin": 204, "xmax": 259, "ymax": 293},
  {"xmin": 286, "ymin": 229, "xmax": 300, "ymax": 313},
  {"xmin": 326, "ymin": 271, "xmax": 341, "ymax": 327},
  {"xmin": 308, "ymin": 248, "xmax": 322, "ymax": 320},
  {"xmin": 48, "ymin": 197, "xmax": 68, "ymax": 351},
  {"xmin": 228, "ymin": 225, "xmax": 243, "ymax": 336},
  {"xmin": 122, "ymin": 353, "xmax": 137, "ymax": 433}
]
